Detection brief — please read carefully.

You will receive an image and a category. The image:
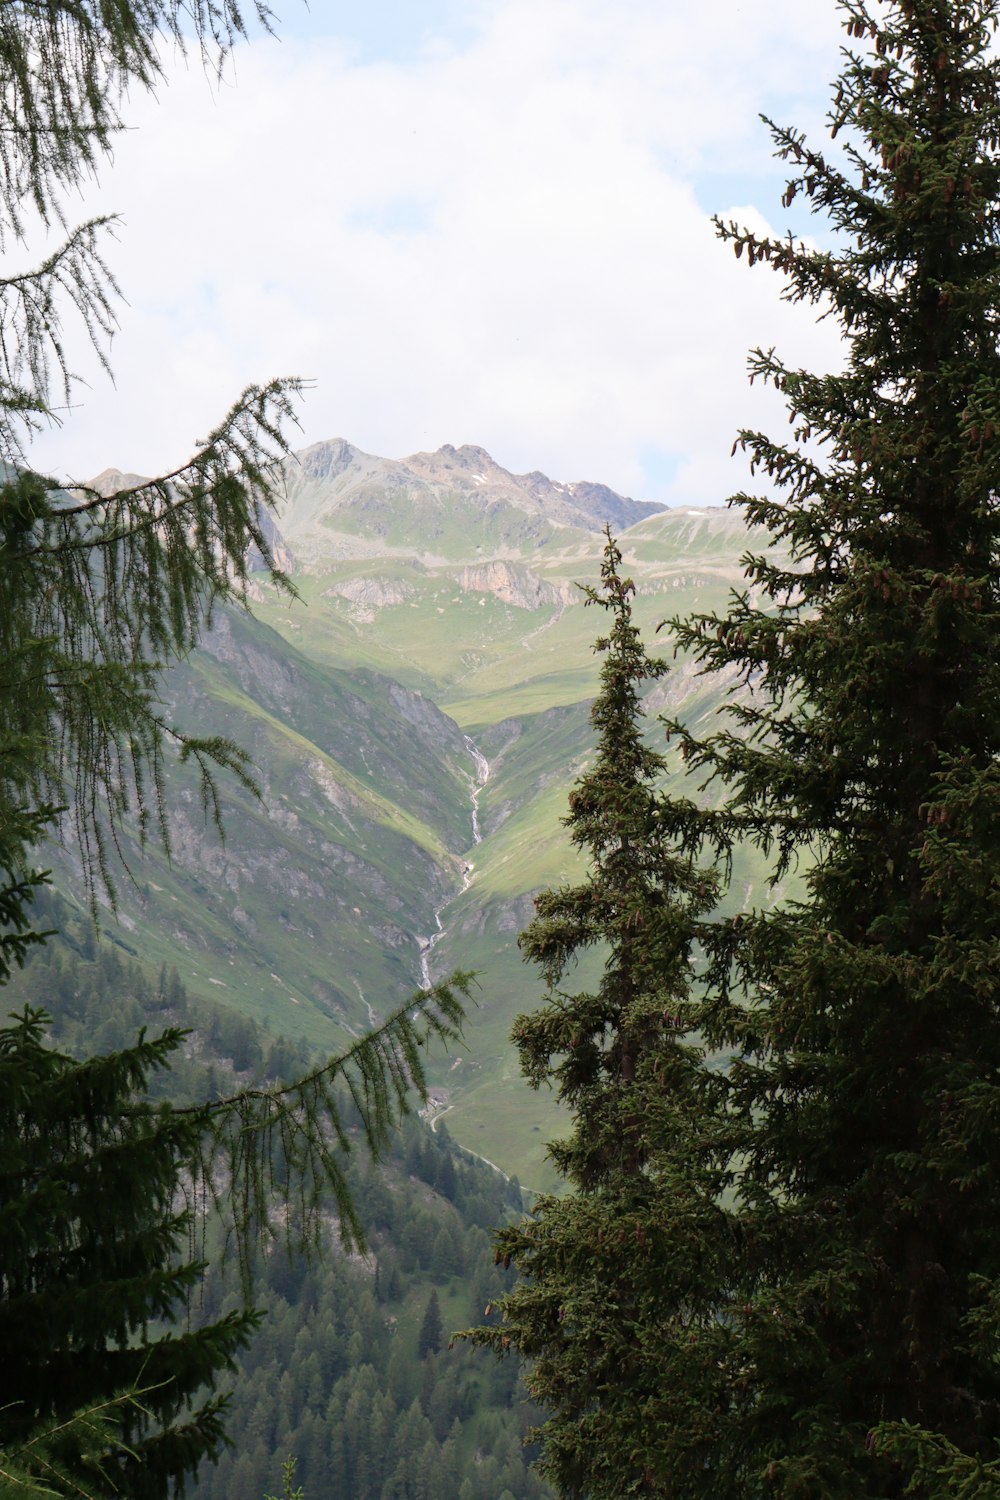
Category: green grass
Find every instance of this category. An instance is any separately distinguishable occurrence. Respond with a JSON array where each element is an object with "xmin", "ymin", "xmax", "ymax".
[{"xmin": 44, "ymin": 504, "xmax": 794, "ymax": 1186}]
